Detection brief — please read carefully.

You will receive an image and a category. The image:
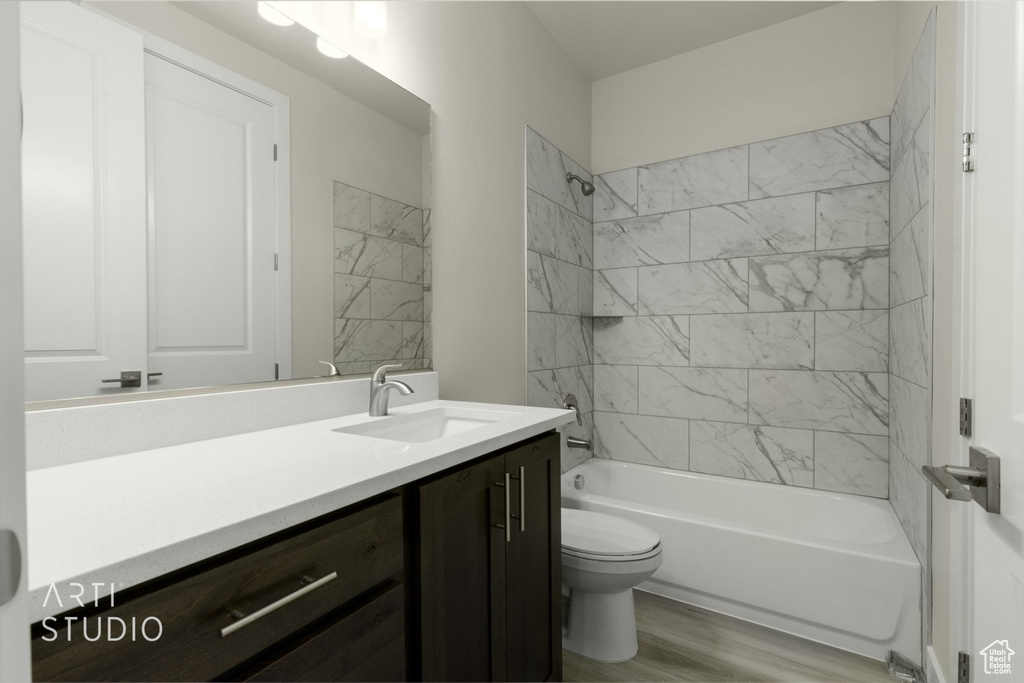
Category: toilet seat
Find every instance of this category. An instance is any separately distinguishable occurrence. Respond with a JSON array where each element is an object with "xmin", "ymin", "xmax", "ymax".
[{"xmin": 561, "ymin": 508, "xmax": 661, "ymax": 561}]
